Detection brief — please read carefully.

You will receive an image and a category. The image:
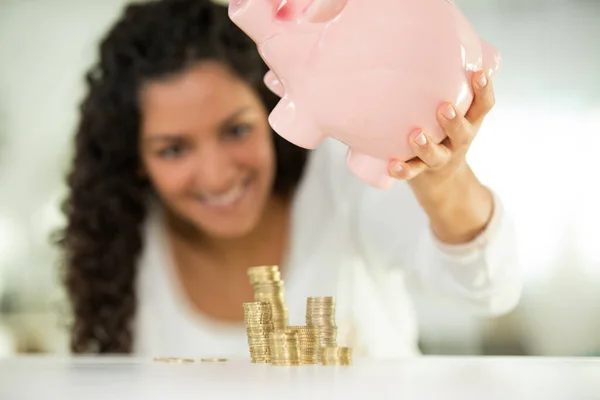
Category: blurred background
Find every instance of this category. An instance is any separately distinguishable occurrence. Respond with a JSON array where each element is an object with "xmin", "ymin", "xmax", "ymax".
[{"xmin": 0, "ymin": 0, "xmax": 598, "ymax": 357}]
